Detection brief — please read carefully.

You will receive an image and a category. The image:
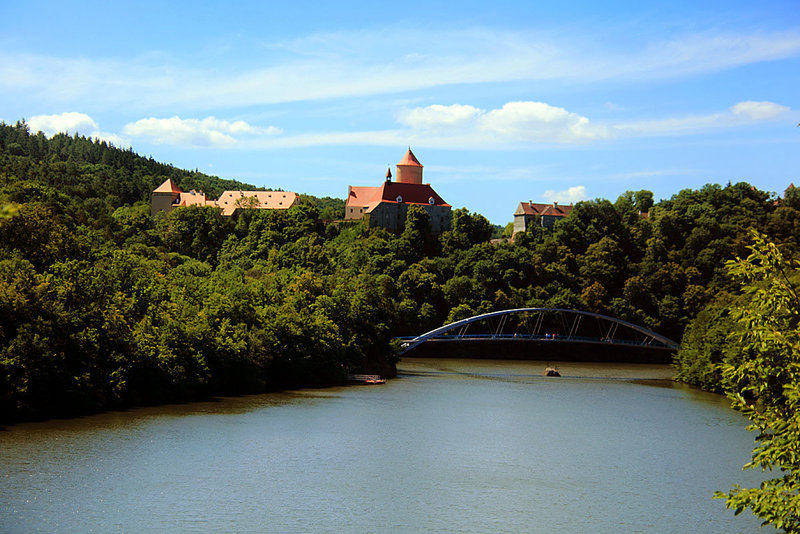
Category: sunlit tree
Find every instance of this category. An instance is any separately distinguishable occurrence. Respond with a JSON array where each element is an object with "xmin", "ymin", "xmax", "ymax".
[{"xmin": 715, "ymin": 232, "xmax": 800, "ymax": 532}]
